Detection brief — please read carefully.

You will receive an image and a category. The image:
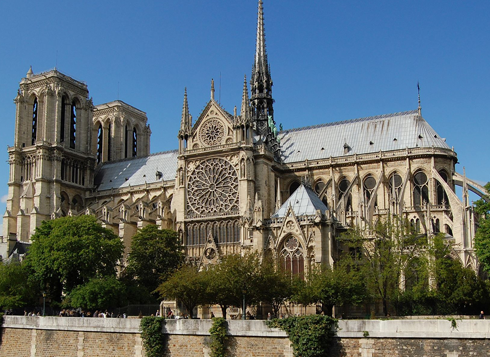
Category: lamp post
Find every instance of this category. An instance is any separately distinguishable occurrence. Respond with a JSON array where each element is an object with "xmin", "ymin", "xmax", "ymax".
[
  {"xmin": 242, "ymin": 289, "xmax": 246, "ymax": 320},
  {"xmin": 42, "ymin": 291, "xmax": 46, "ymax": 317}
]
